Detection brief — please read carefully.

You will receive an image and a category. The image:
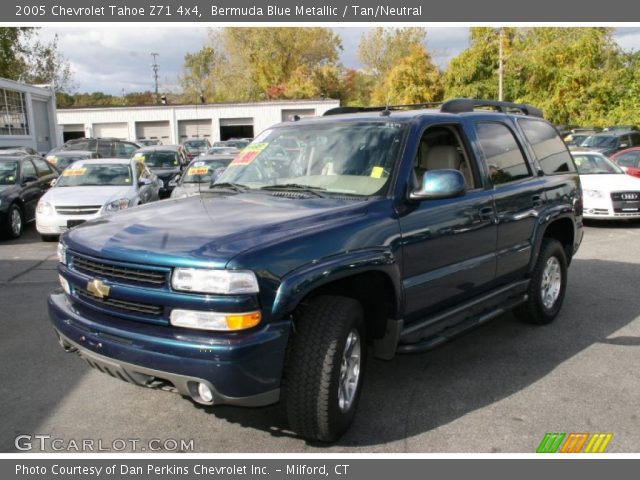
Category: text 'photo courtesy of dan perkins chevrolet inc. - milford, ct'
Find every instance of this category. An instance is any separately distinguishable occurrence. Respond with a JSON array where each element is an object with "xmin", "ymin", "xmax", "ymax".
[{"xmin": 46, "ymin": 4, "xmax": 423, "ymax": 18}]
